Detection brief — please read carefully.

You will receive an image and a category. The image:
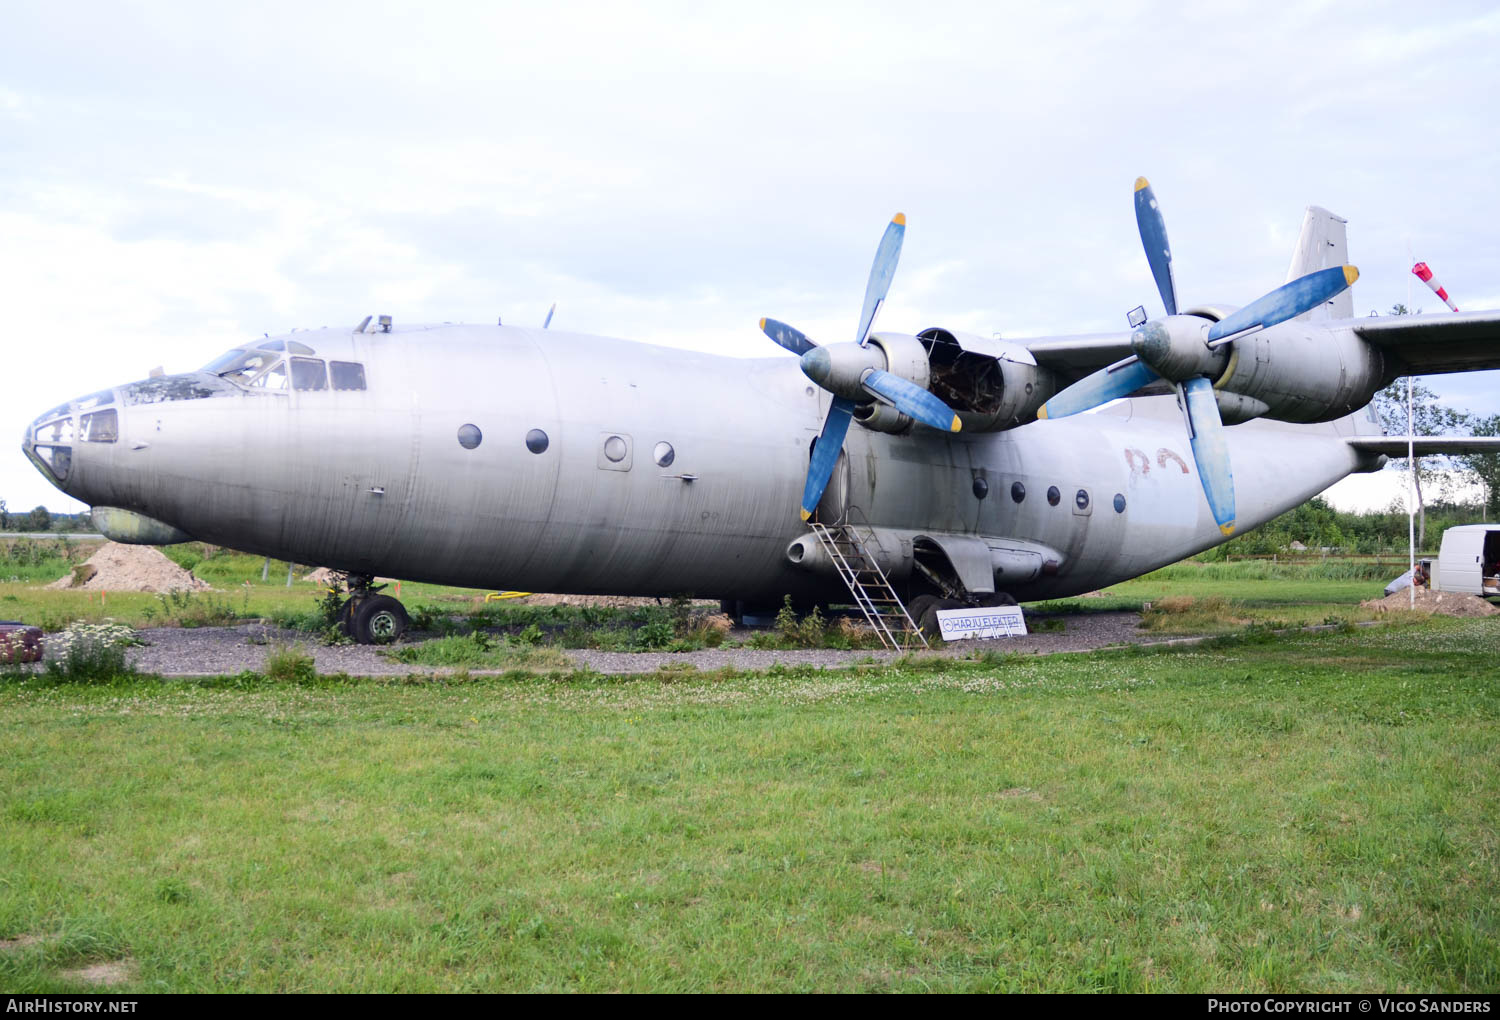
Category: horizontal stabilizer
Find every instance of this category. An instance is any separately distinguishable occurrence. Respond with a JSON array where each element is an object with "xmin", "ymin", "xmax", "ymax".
[
  {"xmin": 1353, "ymin": 310, "xmax": 1500, "ymax": 375},
  {"xmin": 1347, "ymin": 436, "xmax": 1500, "ymax": 457}
]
